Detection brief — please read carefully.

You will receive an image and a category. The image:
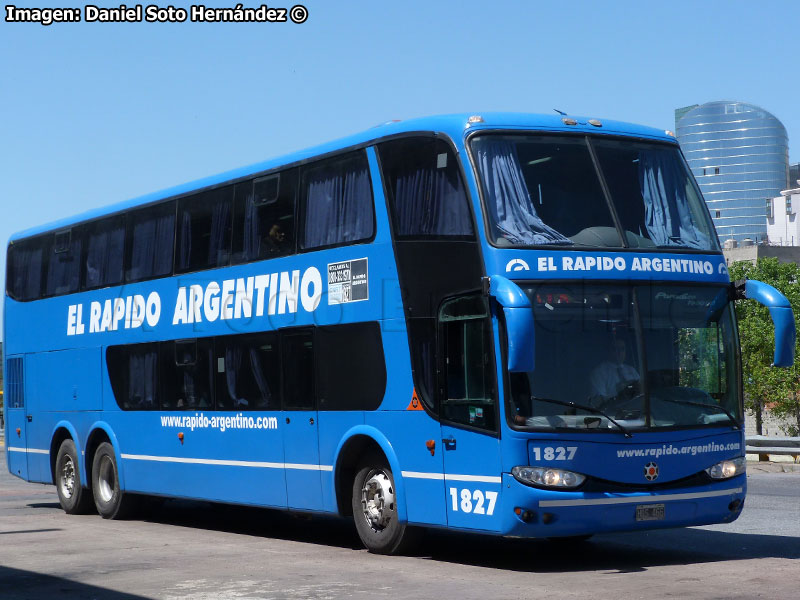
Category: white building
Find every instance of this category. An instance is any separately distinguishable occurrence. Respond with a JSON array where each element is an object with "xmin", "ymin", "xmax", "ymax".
[{"xmin": 766, "ymin": 187, "xmax": 800, "ymax": 246}]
